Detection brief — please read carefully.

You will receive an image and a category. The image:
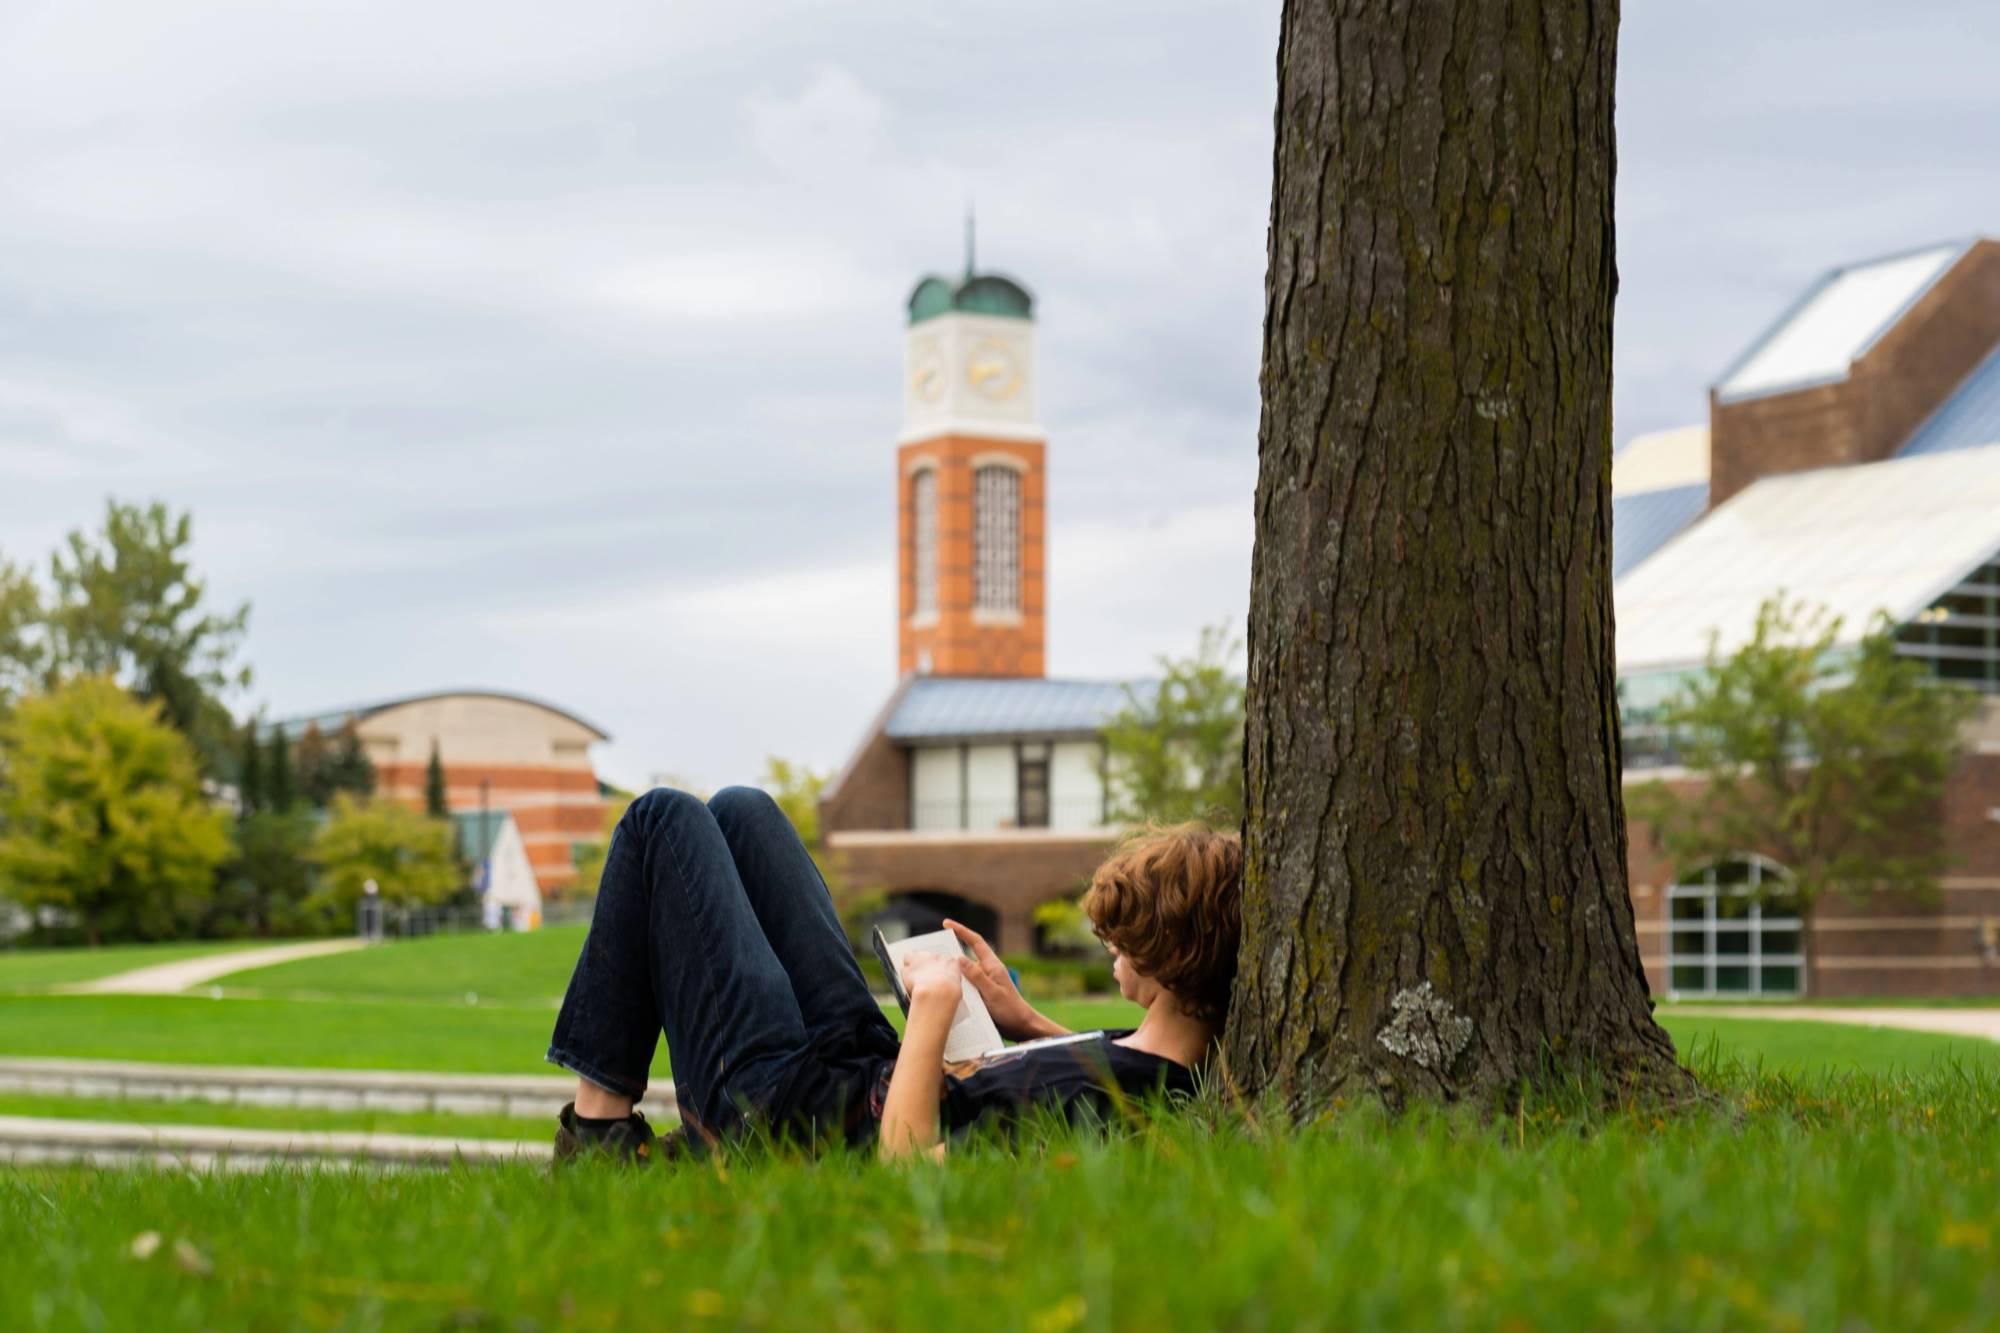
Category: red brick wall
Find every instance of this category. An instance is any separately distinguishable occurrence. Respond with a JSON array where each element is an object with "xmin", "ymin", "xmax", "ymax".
[
  {"xmin": 896, "ymin": 435, "xmax": 1046, "ymax": 678},
  {"xmin": 1625, "ymin": 754, "xmax": 2000, "ymax": 997},
  {"xmin": 376, "ymin": 761, "xmax": 604, "ymax": 894},
  {"xmin": 828, "ymin": 832, "xmax": 1113, "ymax": 954}
]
